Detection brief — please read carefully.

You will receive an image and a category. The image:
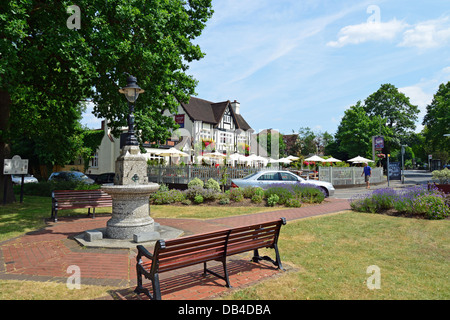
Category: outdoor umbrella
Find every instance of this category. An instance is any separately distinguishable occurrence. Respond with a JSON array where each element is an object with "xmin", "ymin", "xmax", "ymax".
[
  {"xmin": 155, "ymin": 147, "xmax": 189, "ymax": 157},
  {"xmin": 324, "ymin": 157, "xmax": 342, "ymax": 162},
  {"xmin": 286, "ymin": 155, "xmax": 300, "ymax": 161},
  {"xmin": 276, "ymin": 157, "xmax": 292, "ymax": 163},
  {"xmin": 304, "ymin": 155, "xmax": 326, "ymax": 162},
  {"xmin": 347, "ymin": 155, "xmax": 374, "ymax": 163},
  {"xmin": 203, "ymin": 151, "xmax": 226, "ymax": 159}
]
